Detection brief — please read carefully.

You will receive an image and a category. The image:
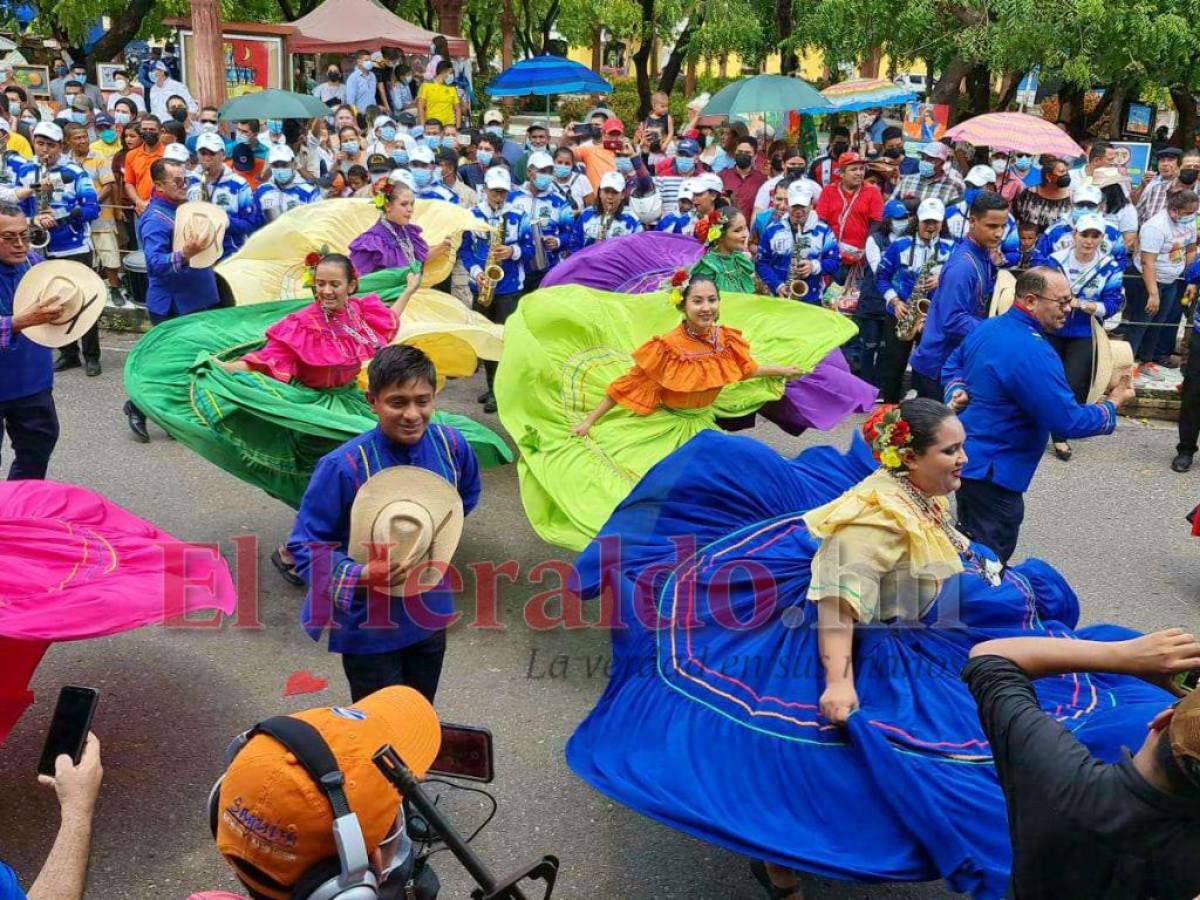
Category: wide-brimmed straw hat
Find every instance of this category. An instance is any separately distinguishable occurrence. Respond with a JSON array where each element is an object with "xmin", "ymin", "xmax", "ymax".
[
  {"xmin": 1088, "ymin": 316, "xmax": 1134, "ymax": 404},
  {"xmin": 12, "ymin": 260, "xmax": 107, "ymax": 348},
  {"xmin": 989, "ymin": 268, "xmax": 1016, "ymax": 317},
  {"xmin": 173, "ymin": 201, "xmax": 229, "ymax": 269}
]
